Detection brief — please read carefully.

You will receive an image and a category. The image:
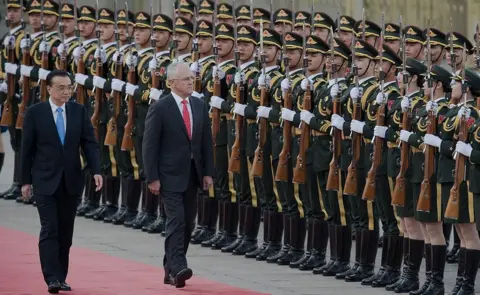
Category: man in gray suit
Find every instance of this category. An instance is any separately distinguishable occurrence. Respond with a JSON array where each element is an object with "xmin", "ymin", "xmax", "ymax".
[{"xmin": 142, "ymin": 61, "xmax": 215, "ymax": 288}]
